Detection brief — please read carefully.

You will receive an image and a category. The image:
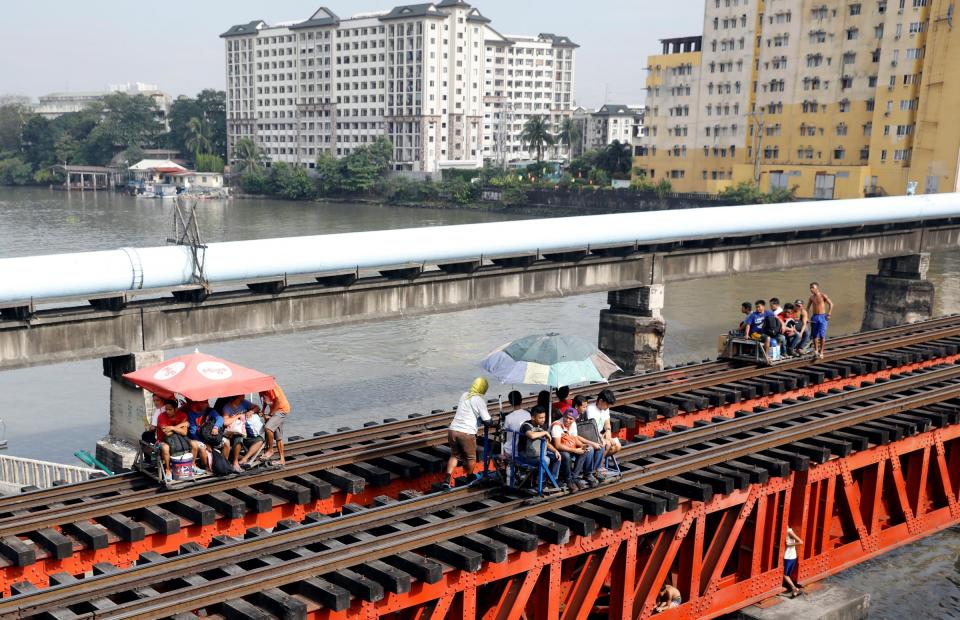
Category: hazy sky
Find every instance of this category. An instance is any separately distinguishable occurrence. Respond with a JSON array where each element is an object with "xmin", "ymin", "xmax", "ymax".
[{"xmin": 1, "ymin": 1, "xmax": 704, "ymax": 108}]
